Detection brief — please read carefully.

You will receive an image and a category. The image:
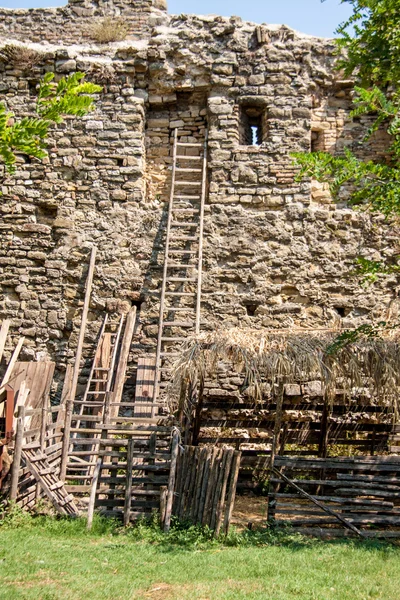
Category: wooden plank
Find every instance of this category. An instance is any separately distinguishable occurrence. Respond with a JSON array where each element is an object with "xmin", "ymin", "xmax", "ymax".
[
  {"xmin": 164, "ymin": 430, "xmax": 180, "ymax": 532},
  {"xmin": 60, "ymin": 245, "xmax": 97, "ymax": 481},
  {"xmin": 223, "ymin": 451, "xmax": 241, "ymax": 535},
  {"xmin": 0, "ymin": 337, "xmax": 25, "ymax": 391},
  {"xmin": 0, "ymin": 319, "xmax": 10, "ymax": 364},
  {"xmin": 87, "ymin": 458, "xmax": 102, "ymax": 530},
  {"xmin": 124, "ymin": 439, "xmax": 135, "ymax": 527},
  {"xmin": 134, "ymin": 356, "xmax": 157, "ymax": 417},
  {"xmin": 10, "ymin": 405, "xmax": 25, "ymax": 500},
  {"xmin": 112, "ymin": 307, "xmax": 137, "ymax": 419},
  {"xmin": 215, "ymin": 449, "xmax": 234, "ymax": 536}
]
